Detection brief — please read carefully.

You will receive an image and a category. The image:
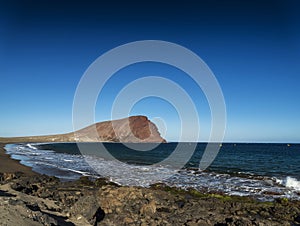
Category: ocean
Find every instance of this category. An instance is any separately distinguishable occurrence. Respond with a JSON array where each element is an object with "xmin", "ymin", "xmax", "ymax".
[{"xmin": 5, "ymin": 142, "xmax": 300, "ymax": 201}]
